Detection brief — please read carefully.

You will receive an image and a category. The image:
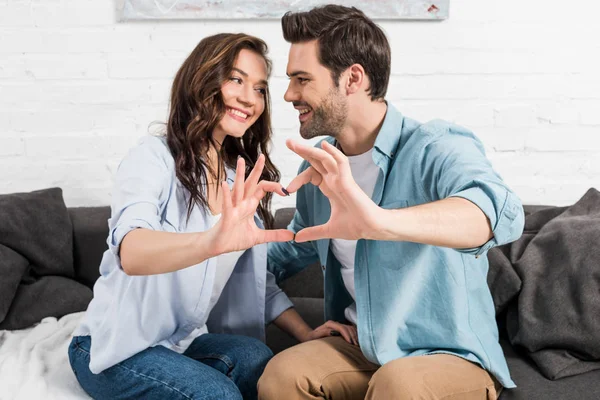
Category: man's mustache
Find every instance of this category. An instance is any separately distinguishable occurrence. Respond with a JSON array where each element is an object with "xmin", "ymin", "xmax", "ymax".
[{"xmin": 293, "ymin": 102, "xmax": 311, "ymax": 108}]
